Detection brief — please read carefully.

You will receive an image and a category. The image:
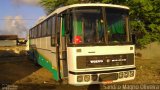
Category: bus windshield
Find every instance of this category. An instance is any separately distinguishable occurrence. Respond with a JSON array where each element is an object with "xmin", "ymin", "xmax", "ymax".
[
  {"xmin": 69, "ymin": 7, "xmax": 129, "ymax": 45},
  {"xmin": 106, "ymin": 8, "xmax": 129, "ymax": 44}
]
